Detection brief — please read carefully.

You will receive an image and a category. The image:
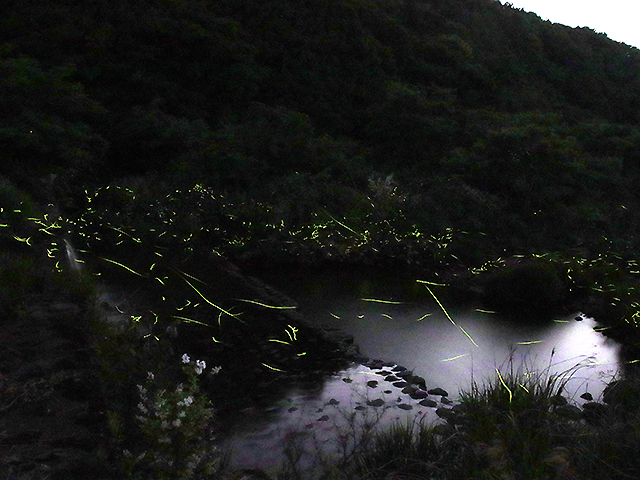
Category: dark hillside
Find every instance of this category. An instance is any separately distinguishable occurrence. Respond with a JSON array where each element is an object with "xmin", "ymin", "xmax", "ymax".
[{"xmin": 1, "ymin": 0, "xmax": 640, "ymax": 259}]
